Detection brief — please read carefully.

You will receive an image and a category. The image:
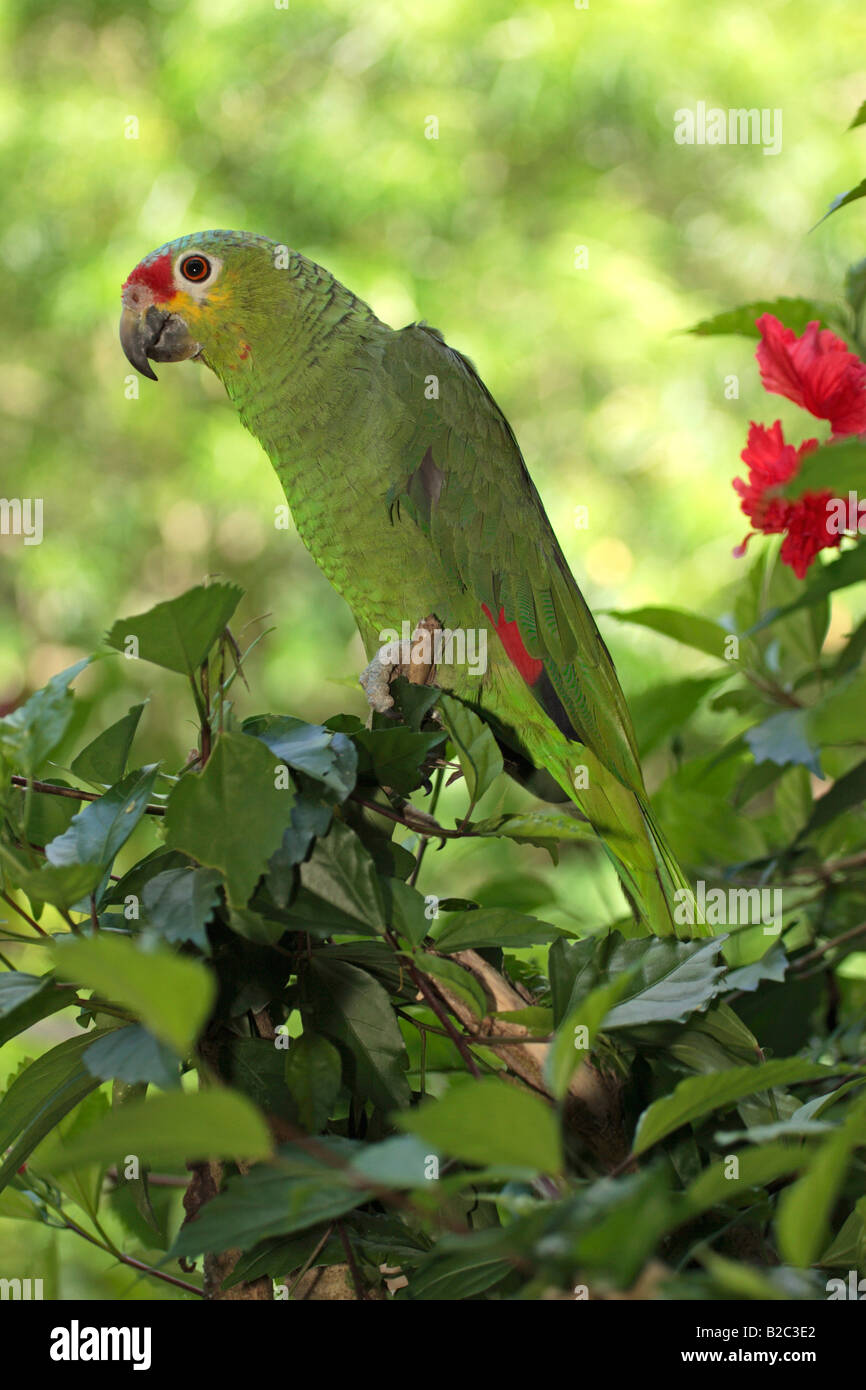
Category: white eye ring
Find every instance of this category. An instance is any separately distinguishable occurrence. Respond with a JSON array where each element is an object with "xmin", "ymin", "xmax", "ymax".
[{"xmin": 172, "ymin": 249, "xmax": 222, "ymax": 298}]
